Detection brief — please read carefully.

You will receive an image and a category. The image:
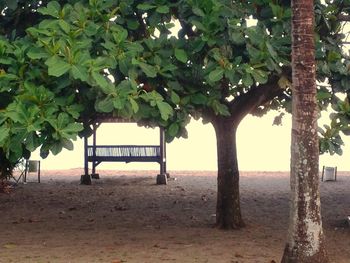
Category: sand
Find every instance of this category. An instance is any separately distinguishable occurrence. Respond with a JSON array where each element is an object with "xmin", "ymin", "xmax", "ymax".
[{"xmin": 0, "ymin": 170, "xmax": 349, "ymax": 263}]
